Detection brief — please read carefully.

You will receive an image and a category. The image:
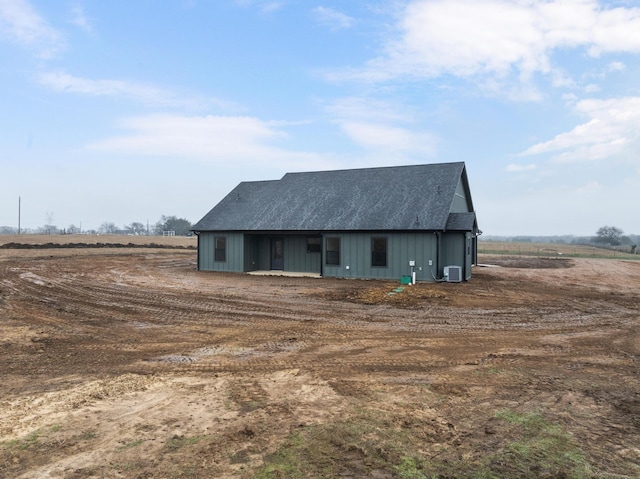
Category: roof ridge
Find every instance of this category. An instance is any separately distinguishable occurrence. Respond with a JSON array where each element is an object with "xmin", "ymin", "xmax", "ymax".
[{"xmin": 282, "ymin": 161, "xmax": 464, "ymax": 179}]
